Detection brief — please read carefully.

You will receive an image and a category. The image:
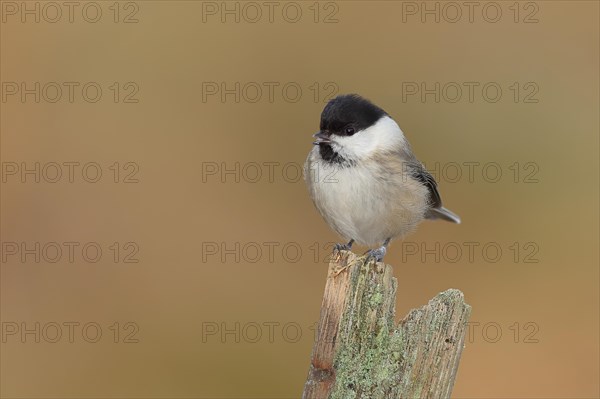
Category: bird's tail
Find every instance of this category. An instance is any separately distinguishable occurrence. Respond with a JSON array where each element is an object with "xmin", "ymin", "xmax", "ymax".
[{"xmin": 427, "ymin": 207, "xmax": 461, "ymax": 224}]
